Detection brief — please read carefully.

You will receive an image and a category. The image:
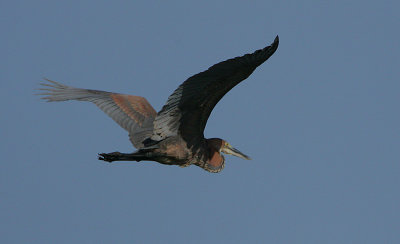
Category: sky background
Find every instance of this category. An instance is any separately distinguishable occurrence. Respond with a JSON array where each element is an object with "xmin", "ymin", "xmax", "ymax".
[{"xmin": 1, "ymin": 0, "xmax": 399, "ymax": 243}]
